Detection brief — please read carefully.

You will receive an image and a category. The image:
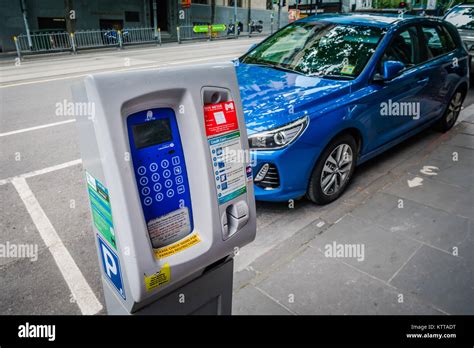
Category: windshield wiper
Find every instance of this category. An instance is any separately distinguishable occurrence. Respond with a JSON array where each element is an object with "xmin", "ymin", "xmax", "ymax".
[
  {"xmin": 246, "ymin": 61, "xmax": 306, "ymax": 75},
  {"xmin": 316, "ymin": 74, "xmax": 354, "ymax": 80}
]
